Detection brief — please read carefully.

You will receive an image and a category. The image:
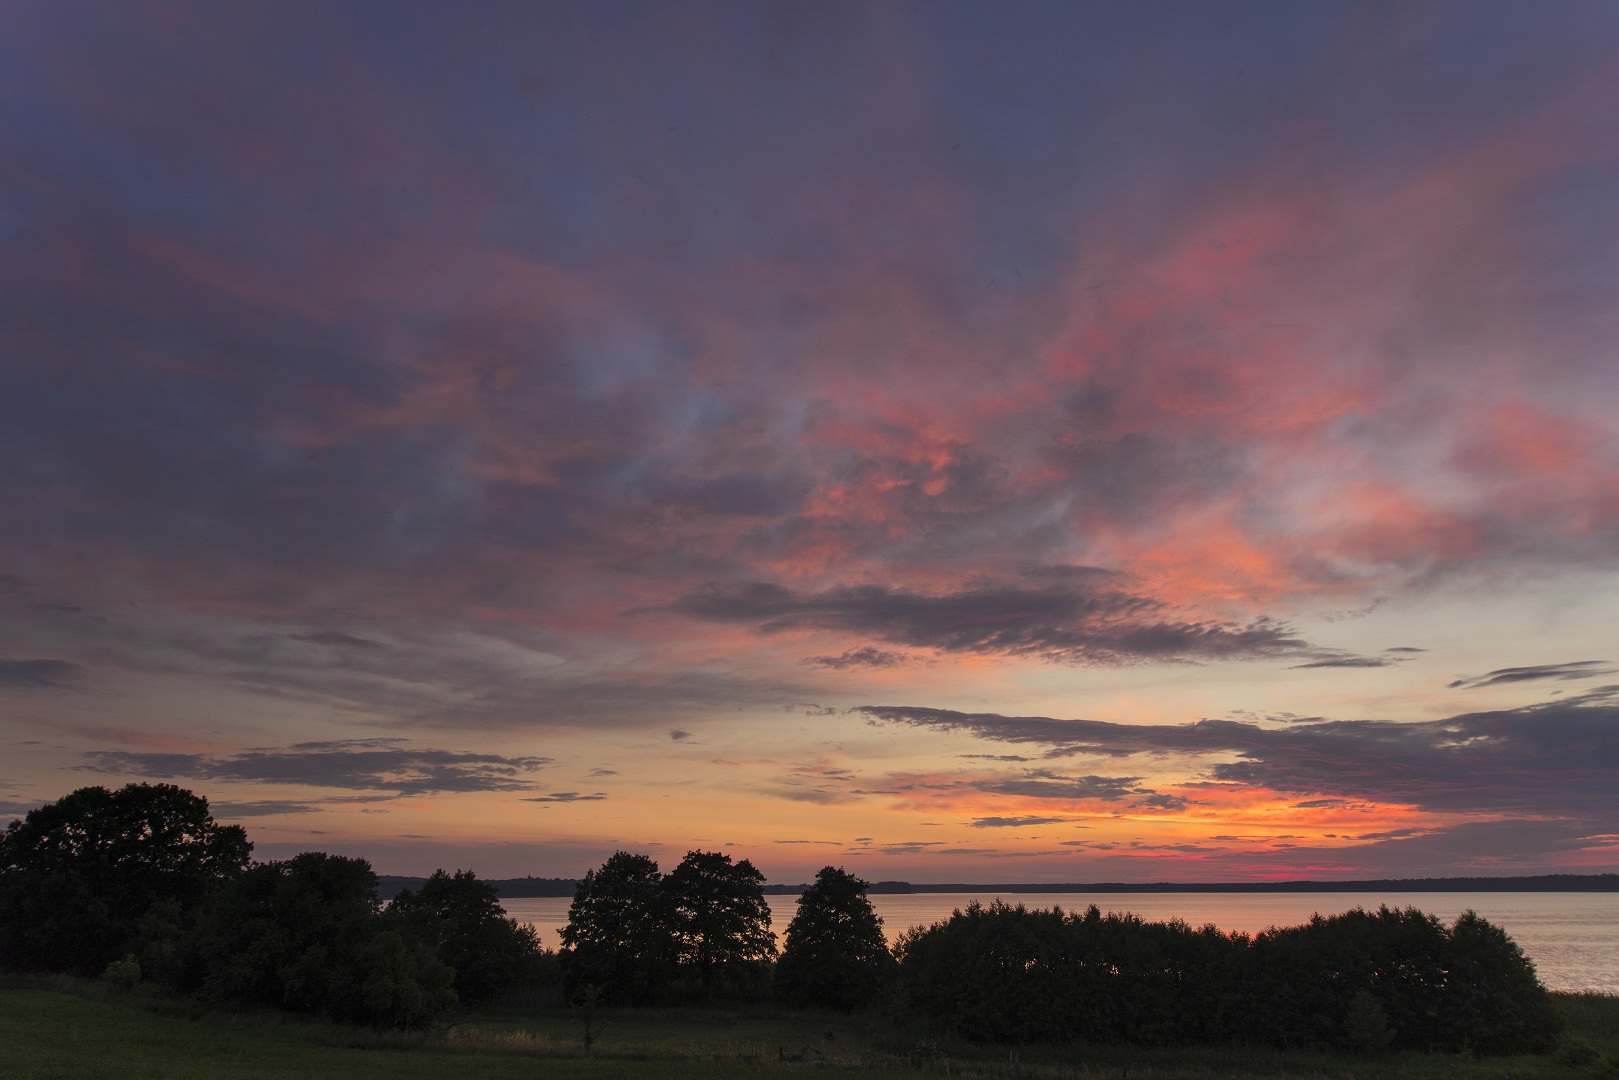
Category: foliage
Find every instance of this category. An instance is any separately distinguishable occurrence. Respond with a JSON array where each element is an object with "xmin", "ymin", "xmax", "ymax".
[
  {"xmin": 775, "ymin": 866, "xmax": 893, "ymax": 1009},
  {"xmin": 1439, "ymin": 908, "xmax": 1562, "ymax": 1054},
  {"xmin": 894, "ymin": 900, "xmax": 1561, "ymax": 1055},
  {"xmin": 896, "ymin": 901, "xmax": 1242, "ymax": 1045},
  {"xmin": 1246, "ymin": 906, "xmax": 1562, "ymax": 1054},
  {"xmin": 560, "ymin": 852, "xmax": 677, "ymax": 1005},
  {"xmin": 664, "ymin": 850, "xmax": 775, "ymax": 999},
  {"xmin": 388, "ymin": 869, "xmax": 548, "ymax": 1004},
  {"xmin": 1342, "ymin": 988, "xmax": 1394, "ymax": 1053},
  {"xmin": 0, "ymin": 784, "xmax": 250, "ymax": 975},
  {"xmin": 560, "ymin": 850, "xmax": 777, "ymax": 1004},
  {"xmin": 186, "ymin": 851, "xmax": 455, "ymax": 1027},
  {"xmin": 100, "ymin": 955, "xmax": 142, "ymax": 992}
]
